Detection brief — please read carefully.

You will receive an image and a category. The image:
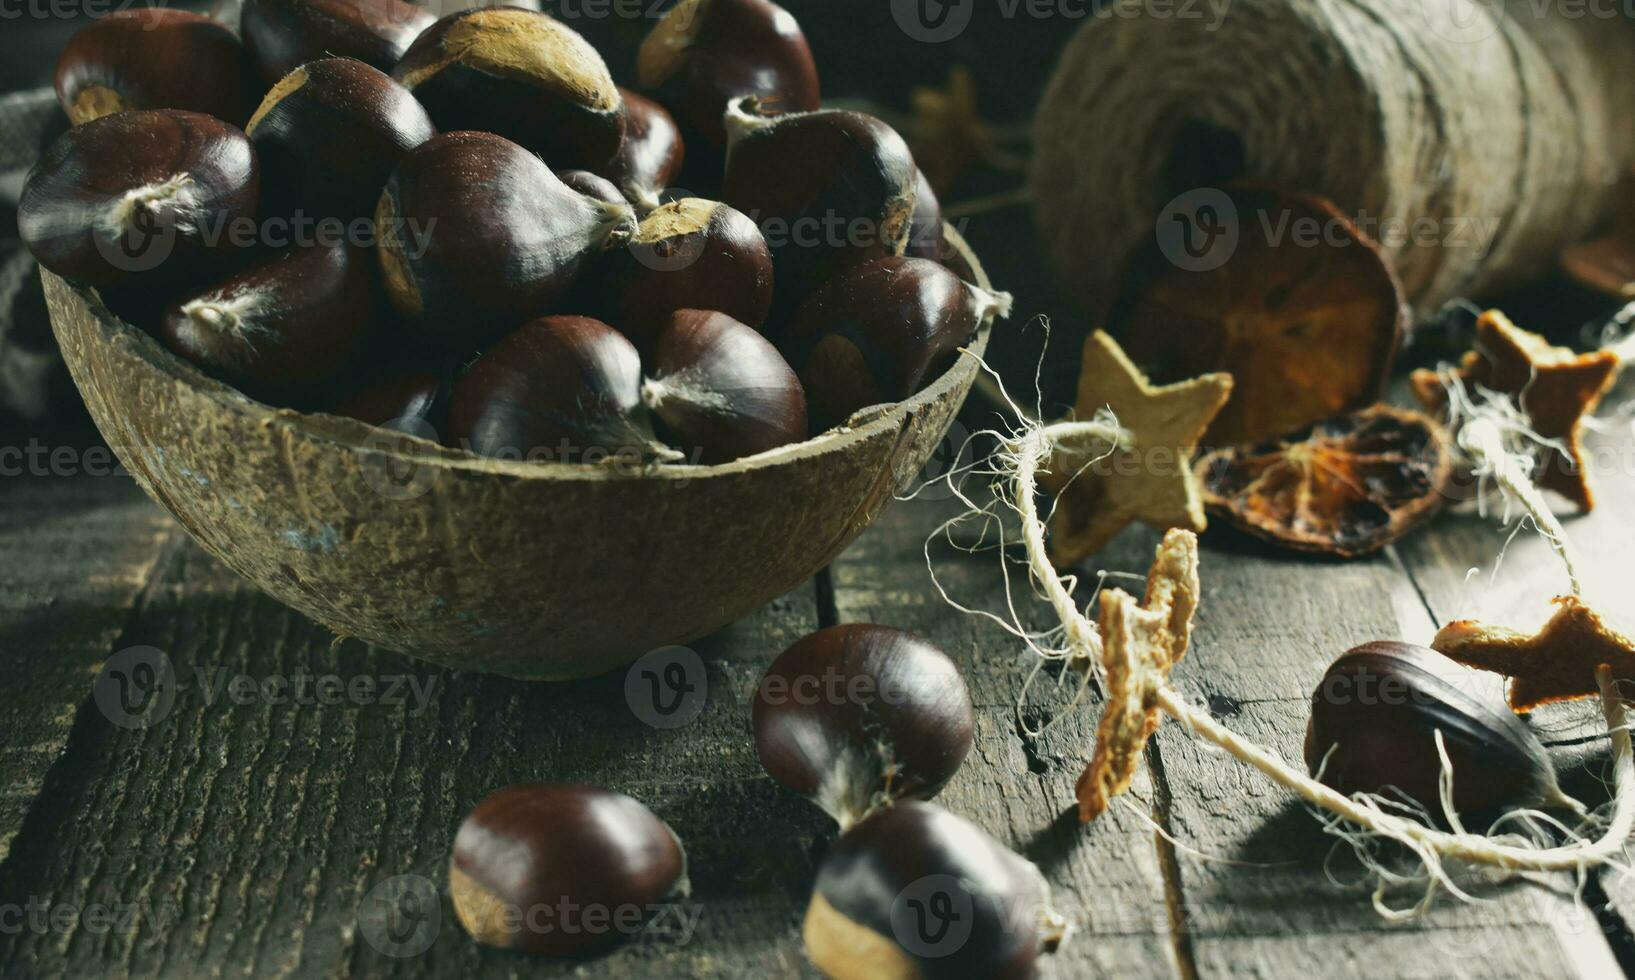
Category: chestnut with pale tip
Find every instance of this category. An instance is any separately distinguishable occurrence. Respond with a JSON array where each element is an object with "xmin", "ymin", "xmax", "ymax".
[
  {"xmin": 375, "ymin": 131, "xmax": 636, "ymax": 347},
  {"xmin": 804, "ymin": 802, "xmax": 1066, "ymax": 980},
  {"xmin": 638, "ymin": 0, "xmax": 820, "ymax": 148},
  {"xmin": 722, "ymin": 99, "xmax": 918, "ymax": 296},
  {"xmin": 447, "ymin": 315, "xmax": 679, "ymax": 464},
  {"xmin": 603, "ymin": 89, "xmax": 686, "ymax": 213},
  {"xmin": 450, "ymin": 783, "xmax": 688, "ymax": 957},
  {"xmin": 240, "ymin": 0, "xmax": 436, "ymax": 85},
  {"xmin": 615, "ymin": 199, "xmax": 774, "ymax": 351},
  {"xmin": 752, "ymin": 625, "xmax": 973, "ymax": 828},
  {"xmin": 393, "ymin": 8, "xmax": 627, "ymax": 171},
  {"xmin": 247, "ymin": 58, "xmax": 436, "ymax": 221},
  {"xmin": 55, "ymin": 9, "xmax": 260, "ymax": 127},
  {"xmin": 642, "ymin": 310, "xmax": 807, "ymax": 465},
  {"xmin": 785, "ymin": 257, "xmax": 1012, "ymax": 428},
  {"xmin": 1306, "ymin": 642, "xmax": 1574, "ymax": 818},
  {"xmin": 159, "ymin": 240, "xmax": 376, "ymax": 399},
  {"xmin": 19, "ymin": 110, "xmax": 260, "ymax": 290}
]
